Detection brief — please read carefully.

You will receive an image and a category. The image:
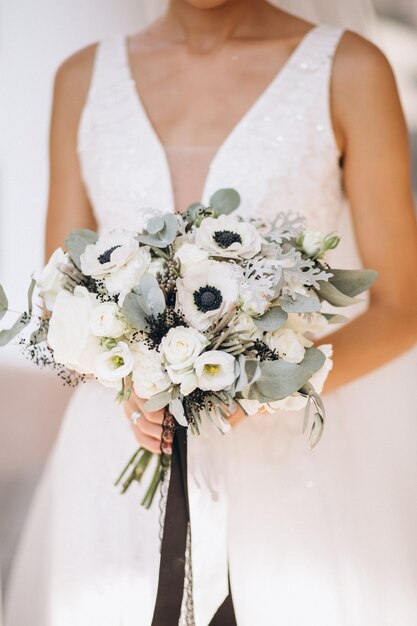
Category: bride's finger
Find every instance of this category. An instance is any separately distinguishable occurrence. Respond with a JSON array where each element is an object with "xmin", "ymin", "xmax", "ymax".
[
  {"xmin": 136, "ymin": 415, "xmax": 163, "ymax": 439},
  {"xmin": 130, "ymin": 426, "xmax": 162, "ymax": 454}
]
